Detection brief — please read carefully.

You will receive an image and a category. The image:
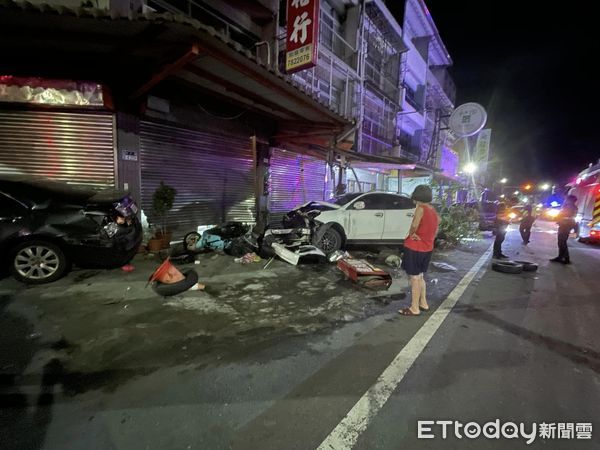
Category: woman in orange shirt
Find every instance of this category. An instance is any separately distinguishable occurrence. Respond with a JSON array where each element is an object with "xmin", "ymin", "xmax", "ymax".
[{"xmin": 399, "ymin": 185, "xmax": 440, "ymax": 316}]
